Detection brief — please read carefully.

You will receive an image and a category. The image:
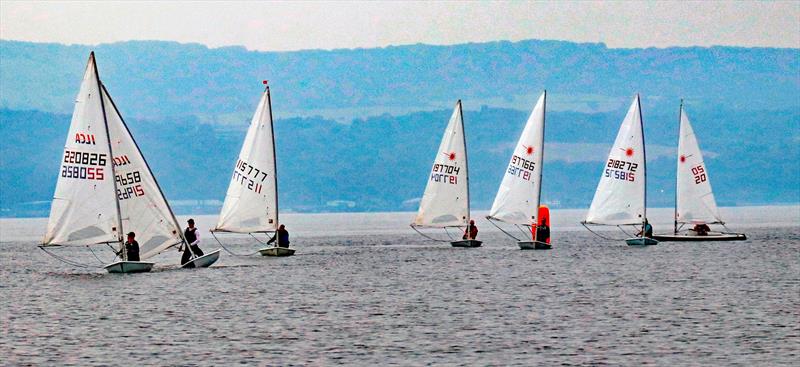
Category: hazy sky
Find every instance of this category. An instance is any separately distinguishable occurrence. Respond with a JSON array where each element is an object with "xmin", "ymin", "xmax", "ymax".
[{"xmin": 1, "ymin": 1, "xmax": 798, "ymax": 51}]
